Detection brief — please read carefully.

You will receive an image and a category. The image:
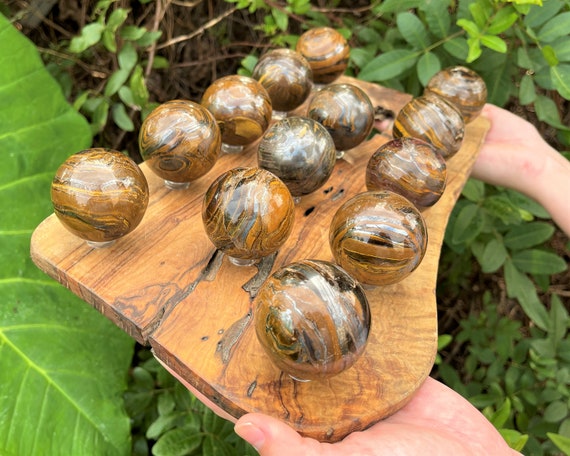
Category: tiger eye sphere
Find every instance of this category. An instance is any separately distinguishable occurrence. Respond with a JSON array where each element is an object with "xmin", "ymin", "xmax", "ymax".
[
  {"xmin": 392, "ymin": 95, "xmax": 465, "ymax": 159},
  {"xmin": 254, "ymin": 259, "xmax": 371, "ymax": 381},
  {"xmin": 252, "ymin": 48, "xmax": 313, "ymax": 116},
  {"xmin": 425, "ymin": 66, "xmax": 487, "ymax": 123},
  {"xmin": 295, "ymin": 27, "xmax": 350, "ymax": 85},
  {"xmin": 308, "ymin": 83, "xmax": 375, "ymax": 153},
  {"xmin": 138, "ymin": 100, "xmax": 221, "ymax": 188},
  {"xmin": 202, "ymin": 167, "xmax": 295, "ymax": 262},
  {"xmin": 257, "ymin": 117, "xmax": 336, "ymax": 198},
  {"xmin": 365, "ymin": 138, "xmax": 447, "ymax": 208},
  {"xmin": 329, "ymin": 191, "xmax": 428, "ymax": 286},
  {"xmin": 201, "ymin": 75, "xmax": 273, "ymax": 152},
  {"xmin": 51, "ymin": 148, "xmax": 149, "ymax": 246}
]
